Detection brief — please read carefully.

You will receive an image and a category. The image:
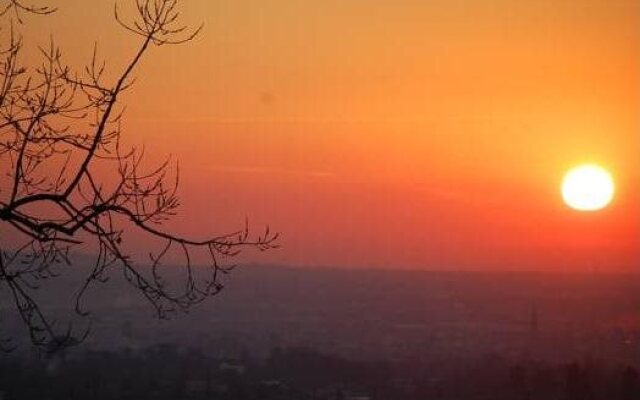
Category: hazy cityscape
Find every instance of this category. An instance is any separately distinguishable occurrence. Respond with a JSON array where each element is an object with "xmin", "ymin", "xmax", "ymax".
[{"xmin": 1, "ymin": 266, "xmax": 638, "ymax": 399}]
